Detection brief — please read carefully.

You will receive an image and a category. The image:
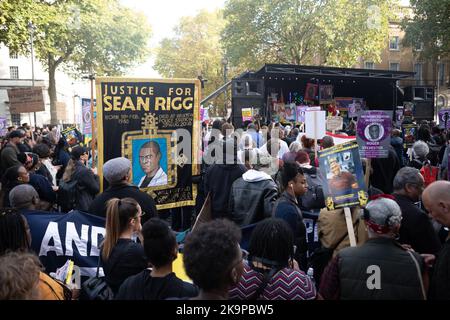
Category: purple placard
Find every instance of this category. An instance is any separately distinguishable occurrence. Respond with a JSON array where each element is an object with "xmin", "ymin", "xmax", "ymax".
[
  {"xmin": 296, "ymin": 106, "xmax": 308, "ymax": 122},
  {"xmin": 439, "ymin": 109, "xmax": 450, "ymax": 129},
  {"xmin": 200, "ymin": 108, "xmax": 205, "ymax": 121},
  {"xmin": 395, "ymin": 108, "xmax": 404, "ymax": 126},
  {"xmin": 81, "ymin": 98, "xmax": 94, "ymax": 135},
  {"xmin": 348, "ymin": 98, "xmax": 365, "ymax": 118},
  {"xmin": 0, "ymin": 117, "xmax": 8, "ymax": 136},
  {"xmin": 356, "ymin": 111, "xmax": 392, "ymax": 158}
]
